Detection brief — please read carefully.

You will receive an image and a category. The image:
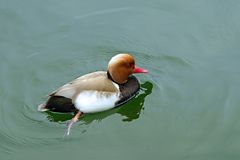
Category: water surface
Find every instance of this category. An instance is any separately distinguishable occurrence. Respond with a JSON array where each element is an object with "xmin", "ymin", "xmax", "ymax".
[{"xmin": 1, "ymin": 0, "xmax": 240, "ymax": 160}]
